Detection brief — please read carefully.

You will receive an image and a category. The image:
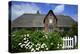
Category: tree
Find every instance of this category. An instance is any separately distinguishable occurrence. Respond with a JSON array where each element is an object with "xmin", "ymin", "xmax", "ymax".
[{"xmin": 71, "ymin": 23, "xmax": 78, "ymax": 36}]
